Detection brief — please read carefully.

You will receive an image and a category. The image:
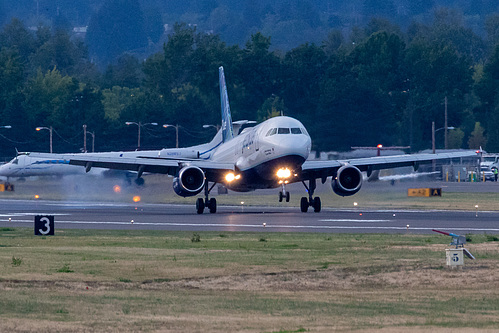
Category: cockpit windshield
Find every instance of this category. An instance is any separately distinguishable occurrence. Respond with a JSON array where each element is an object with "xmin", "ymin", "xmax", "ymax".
[
  {"xmin": 266, "ymin": 127, "xmax": 306, "ymax": 136},
  {"xmin": 278, "ymin": 128, "xmax": 290, "ymax": 134}
]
